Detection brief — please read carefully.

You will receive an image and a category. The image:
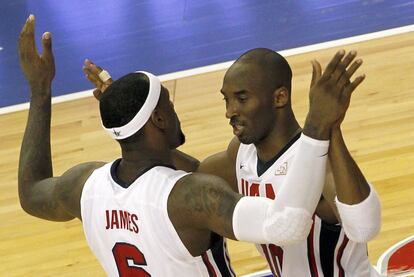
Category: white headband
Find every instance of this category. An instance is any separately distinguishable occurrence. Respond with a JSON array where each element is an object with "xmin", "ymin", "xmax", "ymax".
[{"xmin": 102, "ymin": 71, "xmax": 161, "ymax": 140}]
